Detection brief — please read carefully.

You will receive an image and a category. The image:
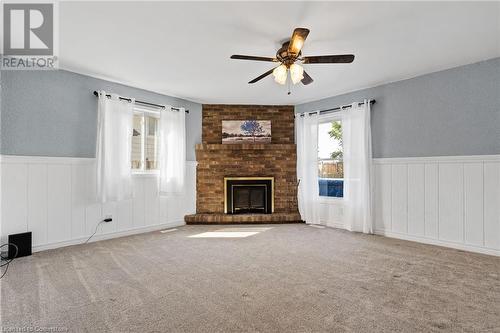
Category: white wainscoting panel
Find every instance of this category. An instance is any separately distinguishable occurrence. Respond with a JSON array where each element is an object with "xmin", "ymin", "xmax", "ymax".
[
  {"xmin": 408, "ymin": 164, "xmax": 425, "ymax": 237},
  {"xmin": 464, "ymin": 163, "xmax": 484, "ymax": 246},
  {"xmin": 71, "ymin": 163, "xmax": 88, "ymax": 240},
  {"xmin": 484, "ymin": 162, "xmax": 500, "ymax": 249},
  {"xmin": 374, "ymin": 164, "xmax": 392, "ymax": 231},
  {"xmin": 373, "ymin": 155, "xmax": 500, "ymax": 256},
  {"xmin": 0, "ymin": 155, "xmax": 196, "ymax": 251},
  {"xmin": 27, "ymin": 164, "xmax": 48, "ymax": 246},
  {"xmin": 438, "ymin": 163, "xmax": 464, "ymax": 243},
  {"xmin": 391, "ymin": 164, "xmax": 408, "ymax": 234},
  {"xmin": 2, "ymin": 154, "xmax": 498, "ymax": 256},
  {"xmin": 1, "ymin": 163, "xmax": 28, "ymax": 238},
  {"xmin": 424, "ymin": 164, "xmax": 439, "ymax": 239},
  {"xmin": 47, "ymin": 164, "xmax": 72, "ymax": 243}
]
